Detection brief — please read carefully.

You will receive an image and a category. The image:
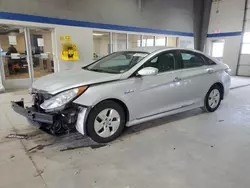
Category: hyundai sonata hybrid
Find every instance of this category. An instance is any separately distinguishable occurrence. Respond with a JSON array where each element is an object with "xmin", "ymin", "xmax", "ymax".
[{"xmin": 12, "ymin": 47, "xmax": 231, "ymax": 143}]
